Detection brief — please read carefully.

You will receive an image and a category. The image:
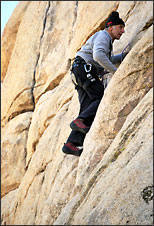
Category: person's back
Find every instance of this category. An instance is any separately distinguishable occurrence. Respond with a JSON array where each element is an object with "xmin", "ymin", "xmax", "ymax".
[{"xmin": 76, "ymin": 30, "xmax": 113, "ymax": 74}]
